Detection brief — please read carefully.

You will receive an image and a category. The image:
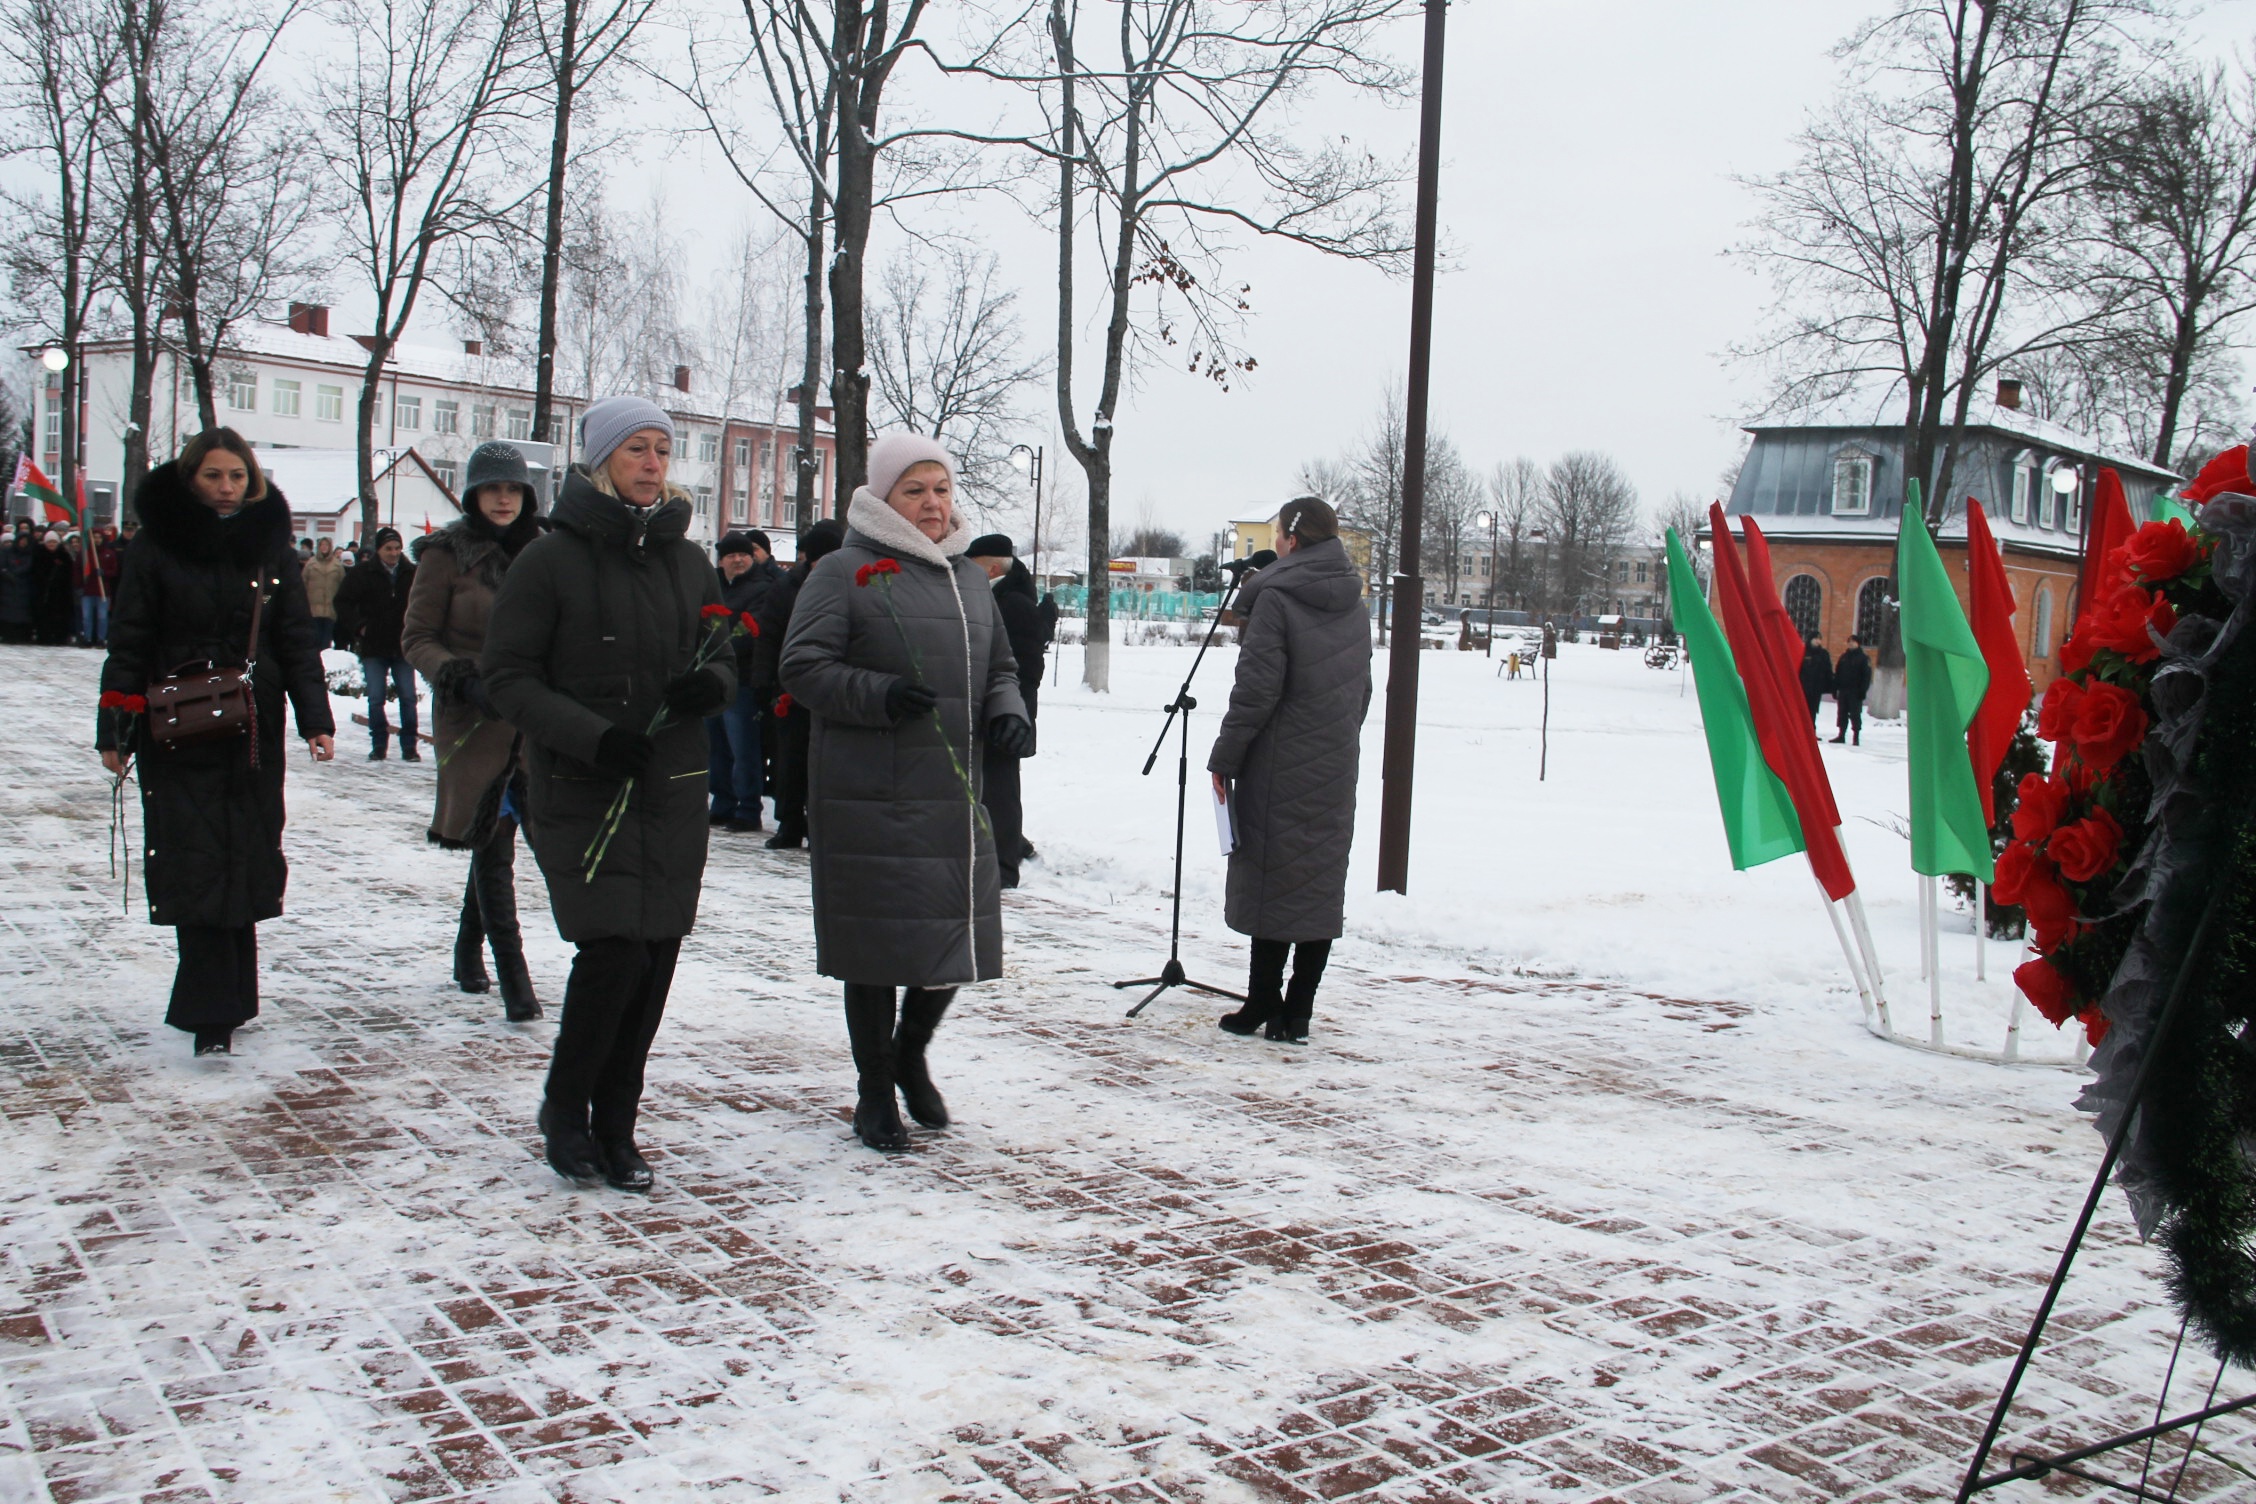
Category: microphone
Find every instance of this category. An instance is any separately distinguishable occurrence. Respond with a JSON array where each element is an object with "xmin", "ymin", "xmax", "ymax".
[{"xmin": 1219, "ymin": 549, "xmax": 1277, "ymax": 576}]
